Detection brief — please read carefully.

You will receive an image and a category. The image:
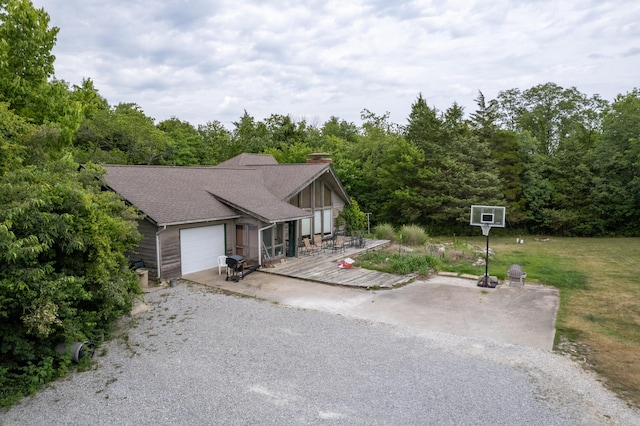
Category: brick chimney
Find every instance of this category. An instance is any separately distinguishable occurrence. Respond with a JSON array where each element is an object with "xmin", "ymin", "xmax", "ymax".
[{"xmin": 306, "ymin": 152, "xmax": 332, "ymax": 164}]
